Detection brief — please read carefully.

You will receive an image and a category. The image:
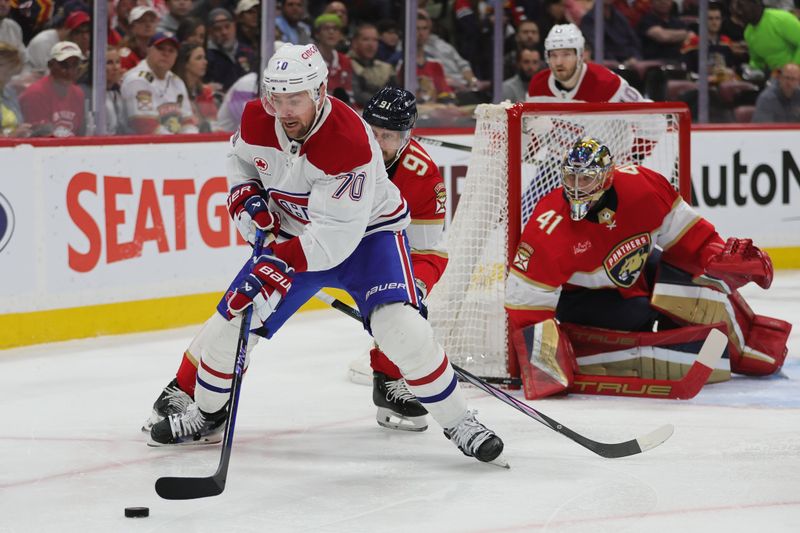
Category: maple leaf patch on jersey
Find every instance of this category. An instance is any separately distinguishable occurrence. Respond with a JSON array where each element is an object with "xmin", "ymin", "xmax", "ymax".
[
  {"xmin": 513, "ymin": 242, "xmax": 534, "ymax": 272},
  {"xmin": 604, "ymin": 233, "xmax": 651, "ymax": 288}
]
